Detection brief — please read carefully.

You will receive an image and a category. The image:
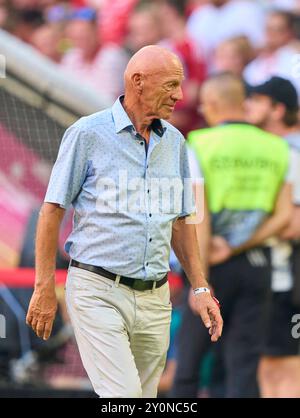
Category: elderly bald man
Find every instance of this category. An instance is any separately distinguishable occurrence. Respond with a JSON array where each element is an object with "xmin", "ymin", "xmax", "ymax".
[{"xmin": 26, "ymin": 46, "xmax": 223, "ymax": 398}]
